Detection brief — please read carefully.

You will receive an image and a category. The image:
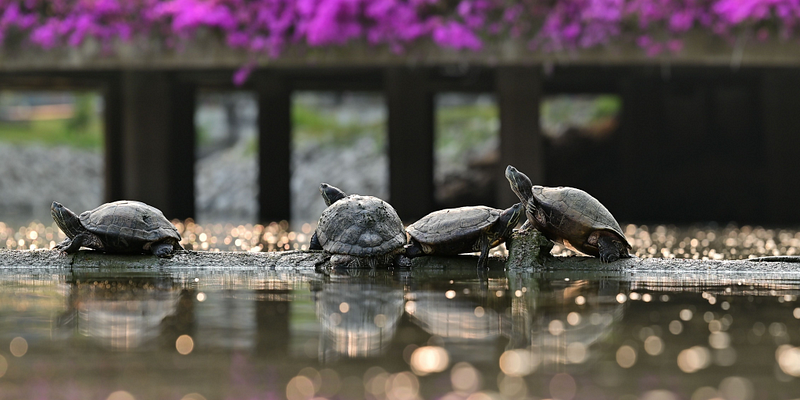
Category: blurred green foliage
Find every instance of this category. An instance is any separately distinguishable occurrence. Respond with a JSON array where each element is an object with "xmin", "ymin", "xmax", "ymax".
[
  {"xmin": 592, "ymin": 95, "xmax": 622, "ymax": 118},
  {"xmin": 0, "ymin": 91, "xmax": 619, "ymax": 154},
  {"xmin": 292, "ymin": 95, "xmax": 499, "ymax": 154},
  {"xmin": 292, "ymin": 101, "xmax": 385, "ymax": 148},
  {"xmin": 540, "ymin": 94, "xmax": 621, "ymax": 138},
  {"xmin": 0, "ymin": 93, "xmax": 103, "ymax": 149},
  {"xmin": 435, "ymin": 98, "xmax": 498, "ymax": 154}
]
